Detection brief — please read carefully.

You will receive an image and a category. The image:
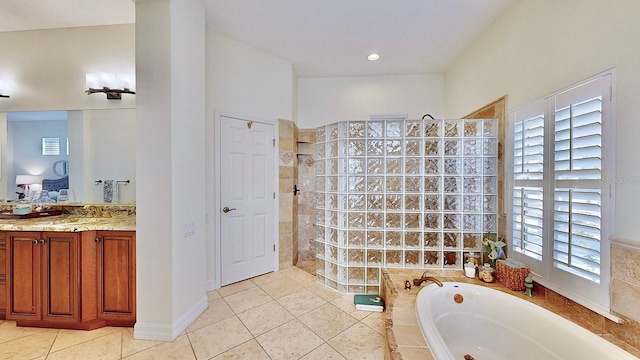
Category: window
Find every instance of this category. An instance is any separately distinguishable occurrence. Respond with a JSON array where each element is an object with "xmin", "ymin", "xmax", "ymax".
[
  {"xmin": 508, "ymin": 70, "xmax": 614, "ymax": 314},
  {"xmin": 42, "ymin": 137, "xmax": 60, "ymax": 156}
]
